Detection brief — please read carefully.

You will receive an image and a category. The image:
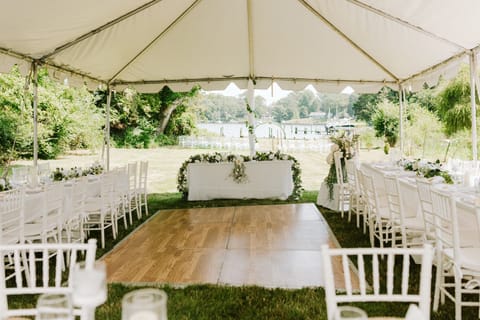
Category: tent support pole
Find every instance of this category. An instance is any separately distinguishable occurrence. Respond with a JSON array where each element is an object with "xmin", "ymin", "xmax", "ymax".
[
  {"xmin": 398, "ymin": 83, "xmax": 404, "ymax": 157},
  {"xmin": 32, "ymin": 62, "xmax": 38, "ymax": 168},
  {"xmin": 105, "ymin": 87, "xmax": 112, "ymax": 171},
  {"xmin": 469, "ymin": 52, "xmax": 478, "ymax": 163},
  {"xmin": 247, "ymin": 79, "xmax": 256, "ymax": 157}
]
